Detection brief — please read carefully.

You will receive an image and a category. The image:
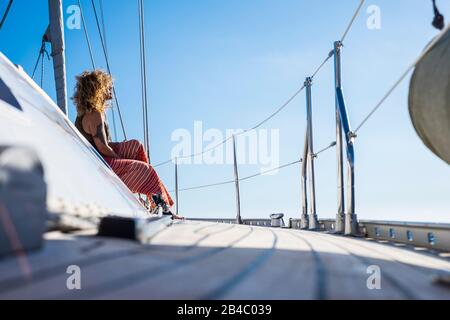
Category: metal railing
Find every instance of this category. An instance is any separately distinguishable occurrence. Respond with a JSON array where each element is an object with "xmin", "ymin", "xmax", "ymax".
[
  {"xmin": 189, "ymin": 218, "xmax": 274, "ymax": 228},
  {"xmin": 174, "ymin": 38, "xmax": 360, "ymax": 235},
  {"xmin": 288, "ymin": 218, "xmax": 450, "ymax": 252},
  {"xmin": 148, "ymin": 2, "xmax": 367, "ymax": 232},
  {"xmin": 188, "ymin": 217, "xmax": 450, "ymax": 252},
  {"xmin": 154, "ymin": 4, "xmax": 449, "ymax": 239}
]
